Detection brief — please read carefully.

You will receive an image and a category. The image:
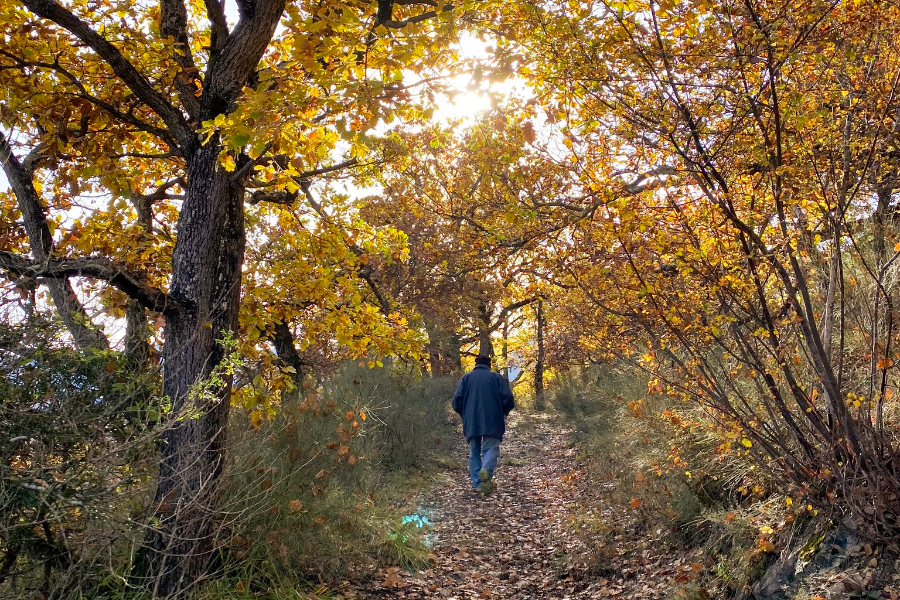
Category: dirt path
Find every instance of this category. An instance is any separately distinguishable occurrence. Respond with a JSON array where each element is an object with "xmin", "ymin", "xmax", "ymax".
[{"xmin": 353, "ymin": 412, "xmax": 702, "ymax": 600}]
